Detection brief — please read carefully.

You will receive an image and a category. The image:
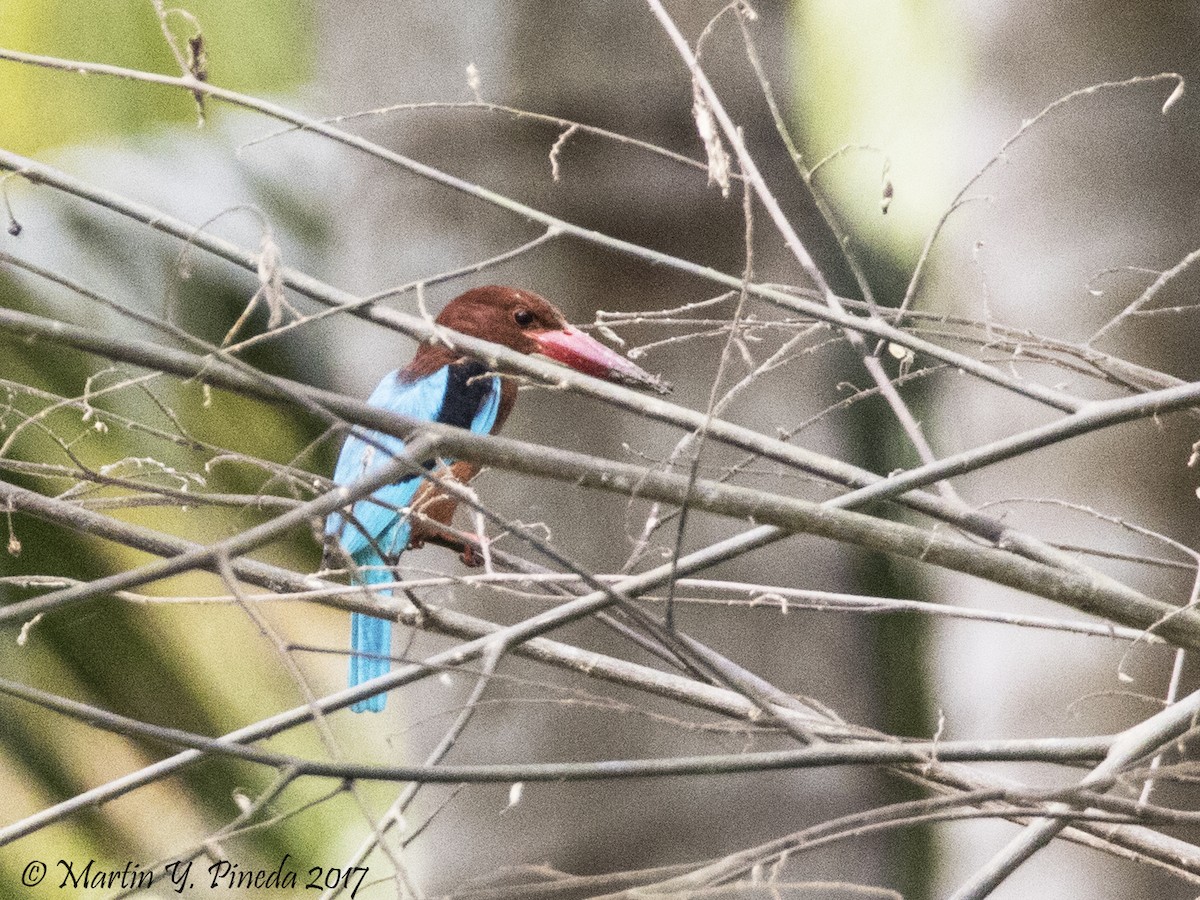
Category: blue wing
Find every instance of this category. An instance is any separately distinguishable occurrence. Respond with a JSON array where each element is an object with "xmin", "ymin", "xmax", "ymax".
[
  {"xmin": 325, "ymin": 367, "xmax": 447, "ymax": 558},
  {"xmin": 328, "ymin": 362, "xmax": 502, "ymax": 712}
]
